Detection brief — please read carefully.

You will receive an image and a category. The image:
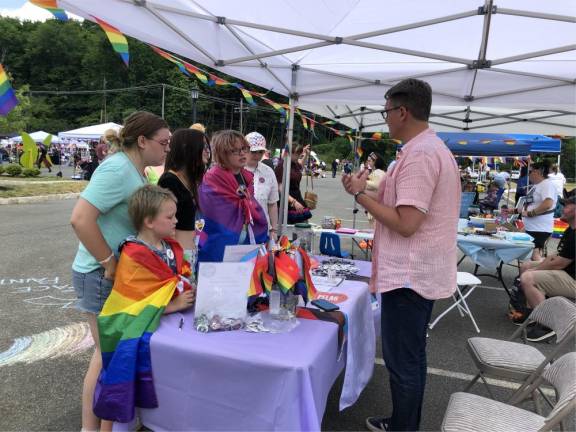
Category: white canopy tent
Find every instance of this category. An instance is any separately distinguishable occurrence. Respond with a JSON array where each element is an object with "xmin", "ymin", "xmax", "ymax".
[
  {"xmin": 58, "ymin": 0, "xmax": 576, "ymax": 228},
  {"xmin": 299, "ymin": 104, "xmax": 576, "ymax": 135},
  {"xmin": 58, "ymin": 122, "xmax": 122, "ymax": 141},
  {"xmin": 11, "ymin": 131, "xmax": 59, "ymax": 144}
]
